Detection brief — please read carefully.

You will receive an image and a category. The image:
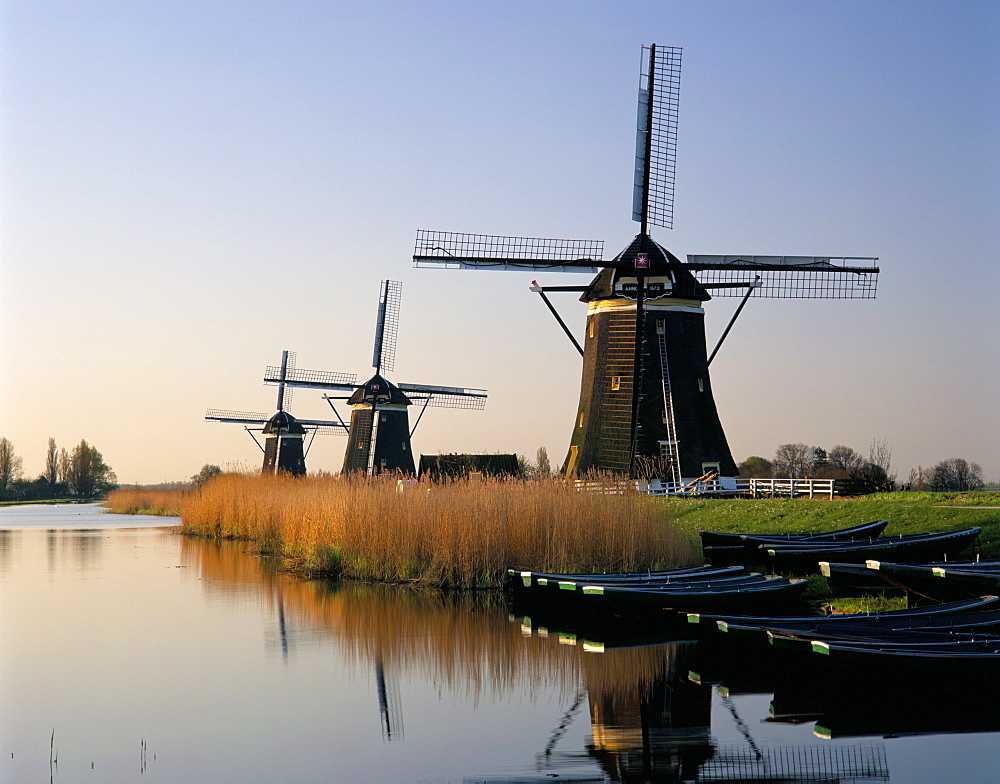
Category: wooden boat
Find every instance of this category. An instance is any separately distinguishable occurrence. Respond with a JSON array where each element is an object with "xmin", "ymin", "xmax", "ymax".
[
  {"xmin": 819, "ymin": 561, "xmax": 901, "ymax": 595},
  {"xmin": 532, "ymin": 571, "xmax": 769, "ymax": 592},
  {"xmin": 507, "ymin": 564, "xmax": 744, "ymax": 591},
  {"xmin": 765, "ymin": 626, "xmax": 1000, "ymax": 654},
  {"xmin": 699, "ymin": 519, "xmax": 888, "ymax": 548},
  {"xmin": 757, "ymin": 527, "xmax": 982, "ymax": 572},
  {"xmin": 864, "ymin": 560, "xmax": 1000, "ymax": 602},
  {"xmin": 568, "ymin": 577, "xmax": 810, "ymax": 615},
  {"xmin": 687, "ymin": 595, "xmax": 1000, "ymax": 635},
  {"xmin": 806, "ymin": 637, "xmax": 1000, "ymax": 678}
]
